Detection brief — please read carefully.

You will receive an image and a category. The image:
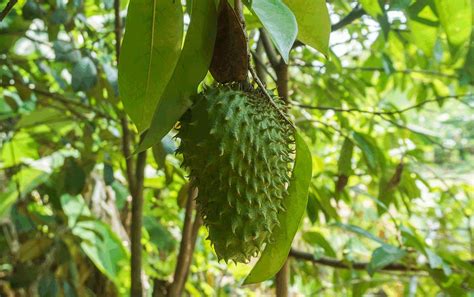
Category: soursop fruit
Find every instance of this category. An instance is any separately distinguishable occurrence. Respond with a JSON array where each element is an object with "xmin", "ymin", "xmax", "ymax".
[{"xmin": 177, "ymin": 85, "xmax": 294, "ymax": 263}]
